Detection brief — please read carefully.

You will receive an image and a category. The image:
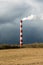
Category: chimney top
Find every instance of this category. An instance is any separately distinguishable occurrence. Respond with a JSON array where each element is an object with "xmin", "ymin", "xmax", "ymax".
[{"xmin": 20, "ymin": 20, "xmax": 22, "ymax": 23}]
